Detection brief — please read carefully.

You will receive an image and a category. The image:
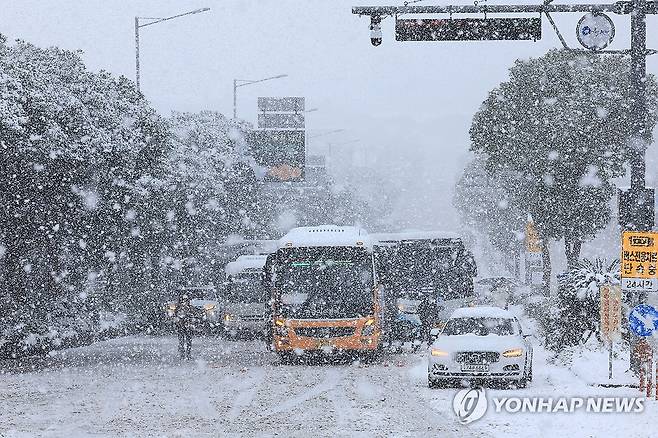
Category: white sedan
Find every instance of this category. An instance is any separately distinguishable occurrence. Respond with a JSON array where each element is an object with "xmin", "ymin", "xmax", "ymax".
[{"xmin": 428, "ymin": 306, "xmax": 533, "ymax": 388}]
